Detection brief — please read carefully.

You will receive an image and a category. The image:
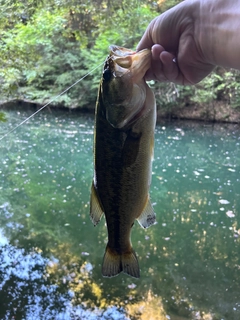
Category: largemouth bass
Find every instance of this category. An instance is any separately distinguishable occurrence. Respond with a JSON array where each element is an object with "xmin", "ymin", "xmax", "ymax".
[{"xmin": 90, "ymin": 45, "xmax": 156, "ymax": 278}]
